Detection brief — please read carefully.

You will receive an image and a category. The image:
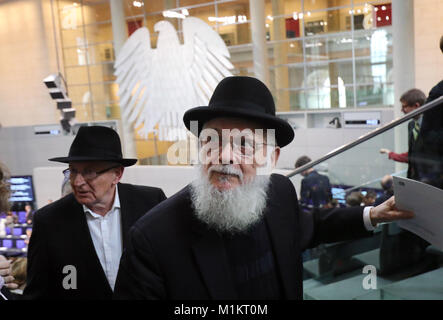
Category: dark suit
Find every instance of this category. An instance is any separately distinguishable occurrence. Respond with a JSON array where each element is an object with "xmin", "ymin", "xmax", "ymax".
[
  {"xmin": 299, "ymin": 170, "xmax": 332, "ymax": 208},
  {"xmin": 415, "ymin": 84, "xmax": 443, "ymax": 188},
  {"xmin": 406, "ymin": 119, "xmax": 422, "ymax": 180},
  {"xmin": 23, "ymin": 183, "xmax": 166, "ymax": 300},
  {"xmin": 114, "ymin": 174, "xmax": 370, "ymax": 300}
]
